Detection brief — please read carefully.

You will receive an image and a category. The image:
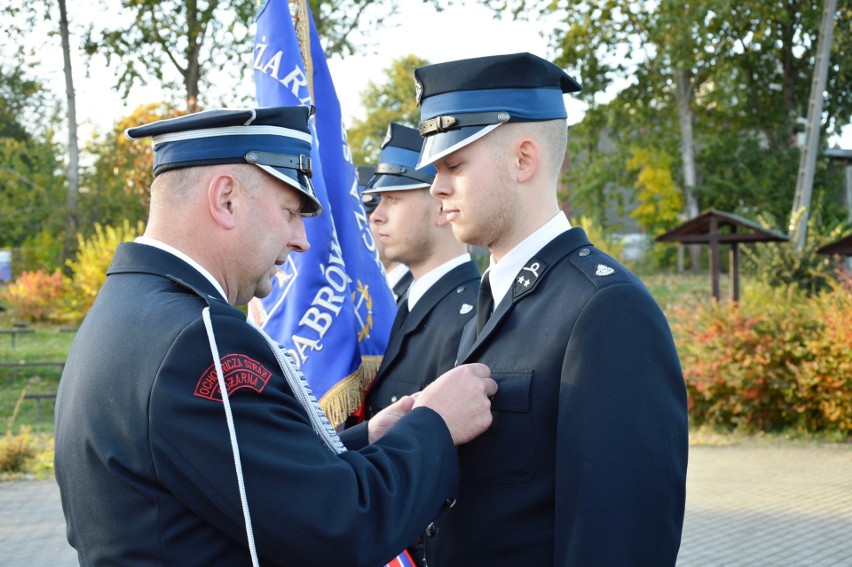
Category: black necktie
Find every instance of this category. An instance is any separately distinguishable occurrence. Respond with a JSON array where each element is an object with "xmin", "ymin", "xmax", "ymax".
[
  {"xmin": 390, "ymin": 298, "xmax": 409, "ymax": 337},
  {"xmin": 476, "ymin": 272, "xmax": 493, "ymax": 335}
]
